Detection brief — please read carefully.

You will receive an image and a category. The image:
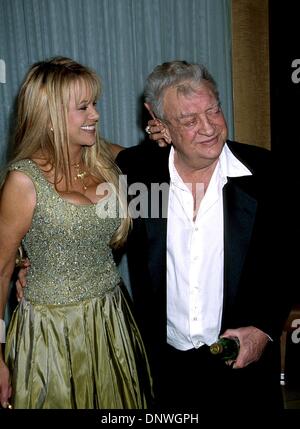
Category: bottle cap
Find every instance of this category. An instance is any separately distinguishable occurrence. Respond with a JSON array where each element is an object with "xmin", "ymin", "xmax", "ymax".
[{"xmin": 210, "ymin": 342, "xmax": 223, "ymax": 354}]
